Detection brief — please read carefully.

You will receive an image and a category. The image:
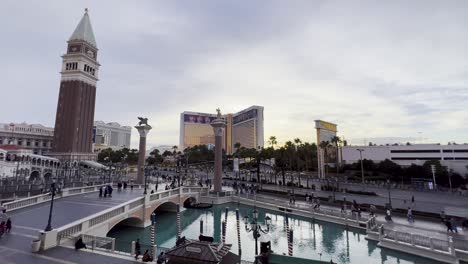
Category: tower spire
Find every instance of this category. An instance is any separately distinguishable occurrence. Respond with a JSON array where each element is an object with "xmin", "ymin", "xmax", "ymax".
[{"xmin": 69, "ymin": 9, "xmax": 97, "ymax": 48}]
